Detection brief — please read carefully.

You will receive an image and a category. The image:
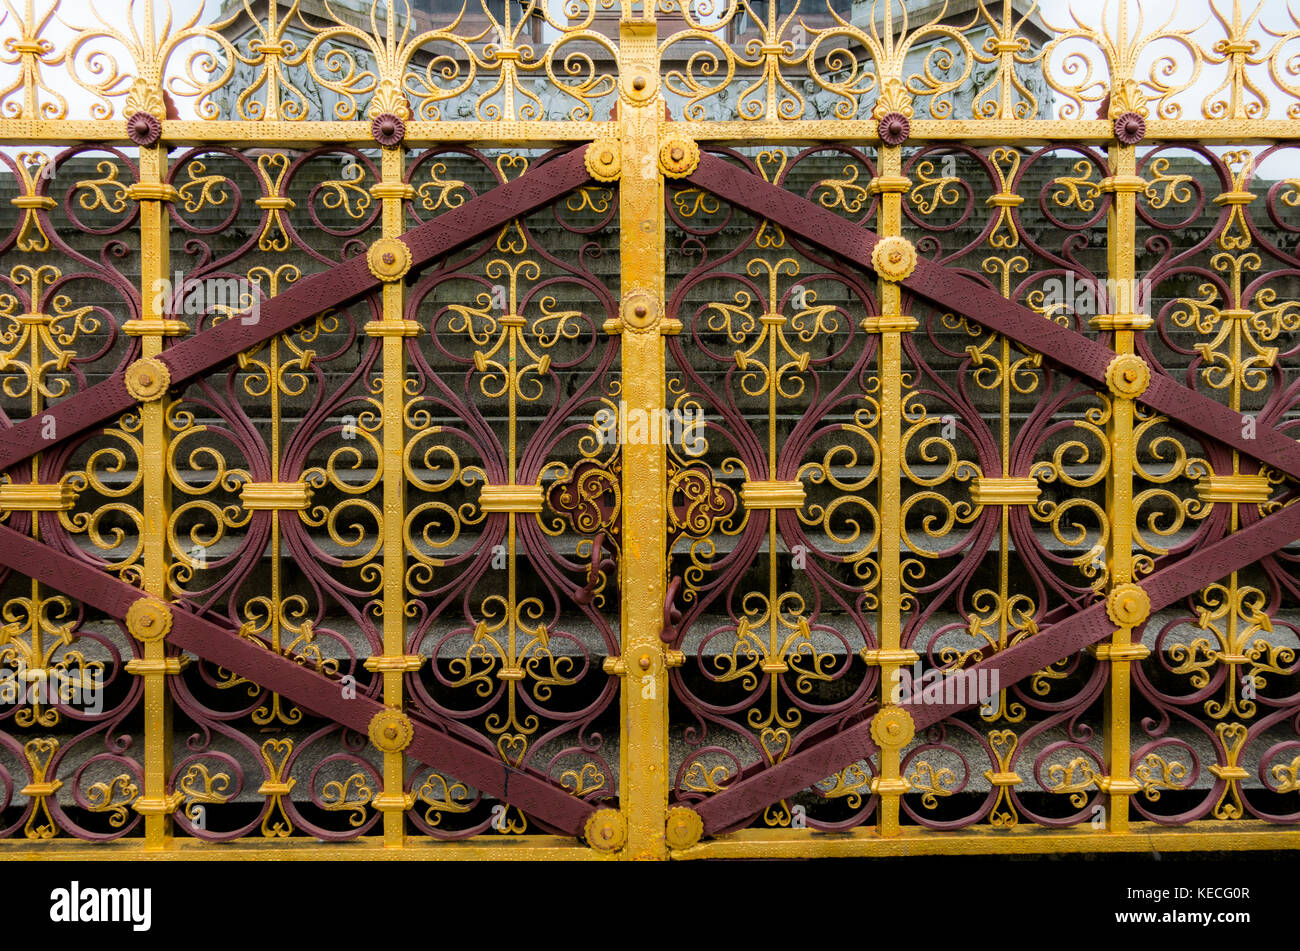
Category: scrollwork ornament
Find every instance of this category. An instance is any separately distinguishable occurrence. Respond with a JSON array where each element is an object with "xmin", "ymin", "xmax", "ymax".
[
  {"xmin": 870, "ymin": 706, "xmax": 916, "ymax": 749},
  {"xmin": 583, "ymin": 807, "xmax": 626, "ymax": 852},
  {"xmin": 368, "ymin": 708, "xmax": 413, "ymax": 753},
  {"xmin": 665, "ymin": 805, "xmax": 703, "ymax": 850},
  {"xmin": 1107, "ymin": 583, "xmax": 1151, "ymax": 628}
]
